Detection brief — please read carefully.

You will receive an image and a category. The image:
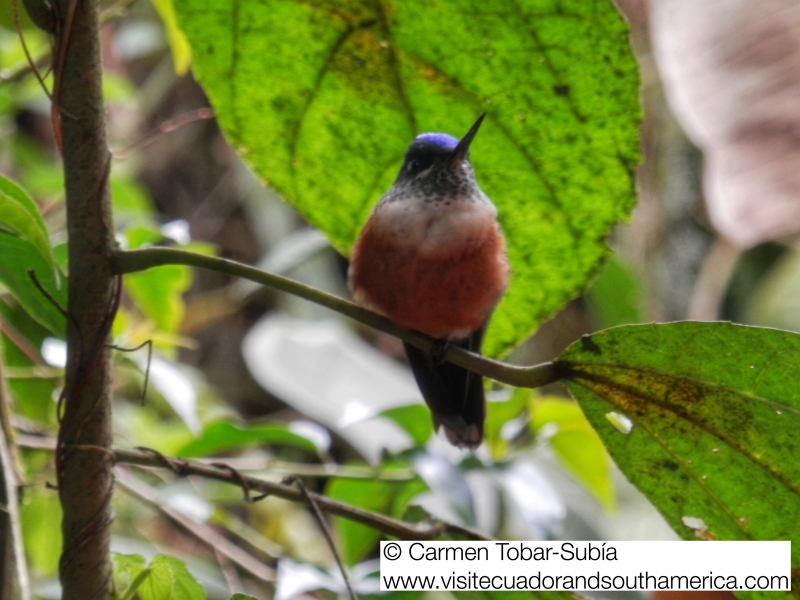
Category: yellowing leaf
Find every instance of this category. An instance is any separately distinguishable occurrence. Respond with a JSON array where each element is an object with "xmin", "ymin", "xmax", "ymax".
[{"xmin": 151, "ymin": 0, "xmax": 191, "ymax": 75}]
